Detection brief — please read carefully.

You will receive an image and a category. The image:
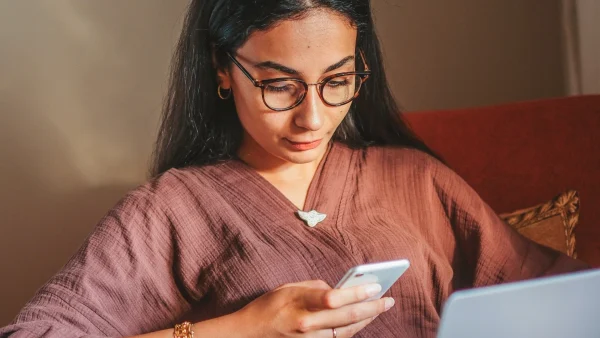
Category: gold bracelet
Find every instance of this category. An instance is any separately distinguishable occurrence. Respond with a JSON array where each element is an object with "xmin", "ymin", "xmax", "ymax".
[{"xmin": 173, "ymin": 321, "xmax": 194, "ymax": 338}]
